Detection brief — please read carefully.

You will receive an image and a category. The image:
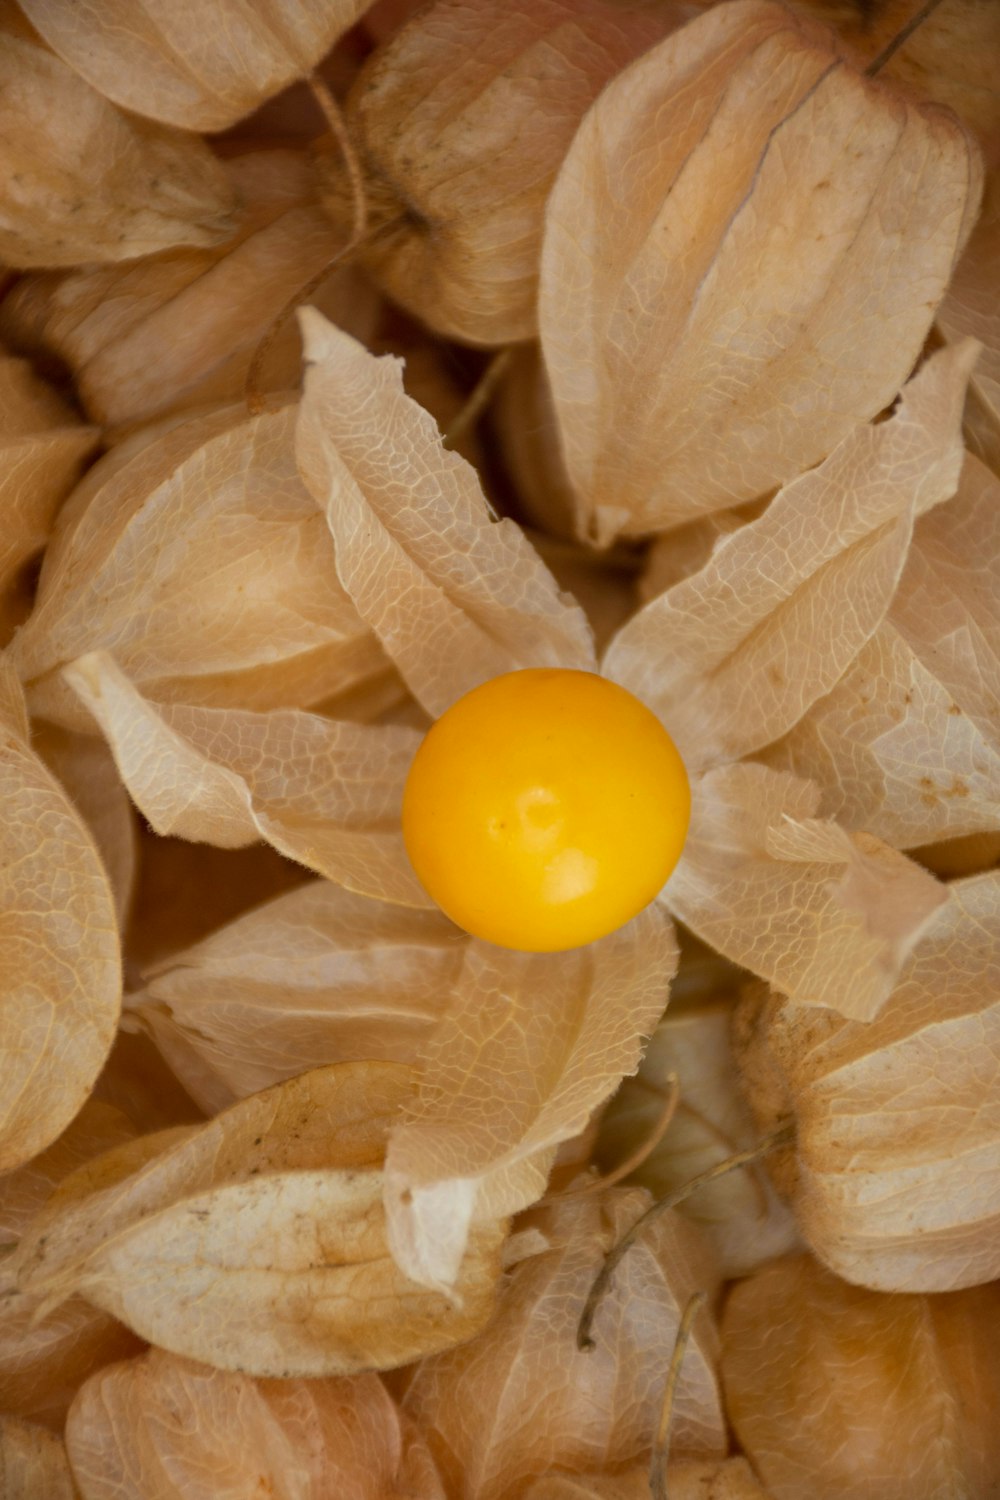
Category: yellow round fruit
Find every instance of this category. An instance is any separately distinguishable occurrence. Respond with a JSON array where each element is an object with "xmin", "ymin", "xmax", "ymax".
[{"xmin": 401, "ymin": 668, "xmax": 690, "ymax": 951}]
